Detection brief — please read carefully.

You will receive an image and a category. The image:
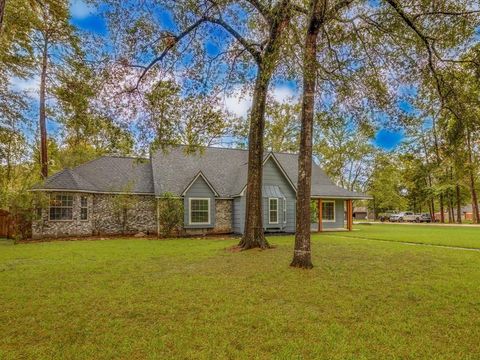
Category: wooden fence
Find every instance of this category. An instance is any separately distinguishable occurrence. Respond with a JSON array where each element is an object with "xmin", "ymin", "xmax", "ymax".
[{"xmin": 0, "ymin": 210, "xmax": 13, "ymax": 238}]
